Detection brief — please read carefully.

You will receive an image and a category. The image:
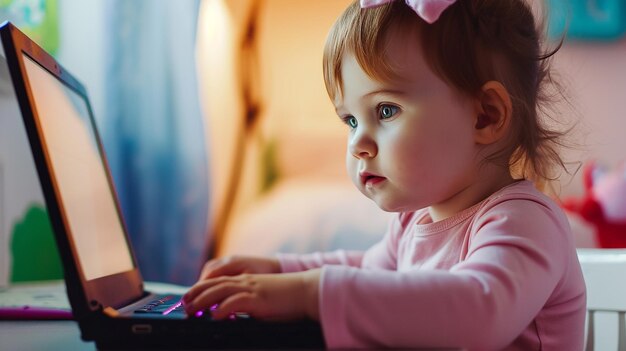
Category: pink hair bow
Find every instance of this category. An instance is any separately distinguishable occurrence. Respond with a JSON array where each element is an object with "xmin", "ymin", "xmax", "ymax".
[{"xmin": 360, "ymin": 0, "xmax": 456, "ymax": 24}]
